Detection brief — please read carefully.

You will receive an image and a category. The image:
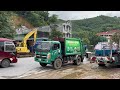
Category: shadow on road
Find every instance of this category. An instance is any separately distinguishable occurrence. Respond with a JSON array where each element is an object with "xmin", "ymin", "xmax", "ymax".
[
  {"xmin": 0, "ymin": 65, "xmax": 15, "ymax": 68},
  {"xmin": 35, "ymin": 63, "xmax": 84, "ymax": 72}
]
